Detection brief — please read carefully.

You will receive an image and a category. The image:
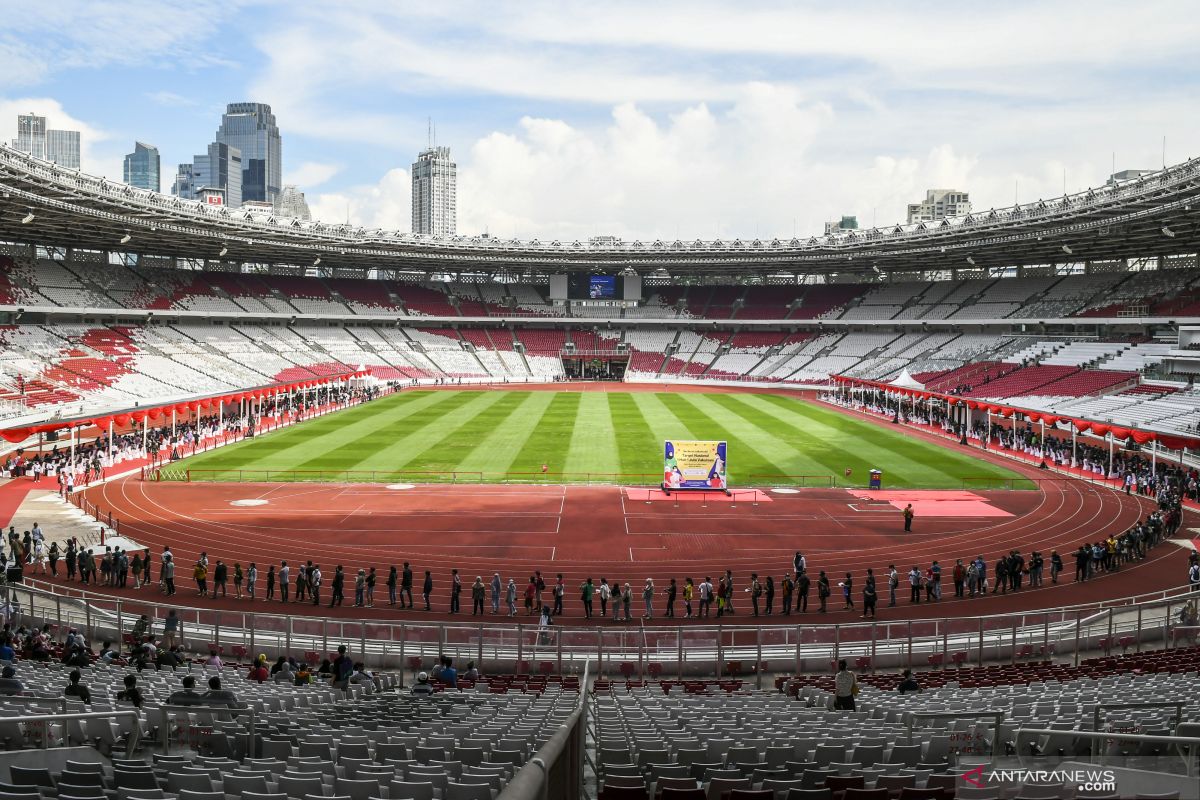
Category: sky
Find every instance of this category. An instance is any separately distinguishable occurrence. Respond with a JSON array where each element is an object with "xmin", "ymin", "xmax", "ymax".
[{"xmin": 1, "ymin": 0, "xmax": 1198, "ymax": 241}]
